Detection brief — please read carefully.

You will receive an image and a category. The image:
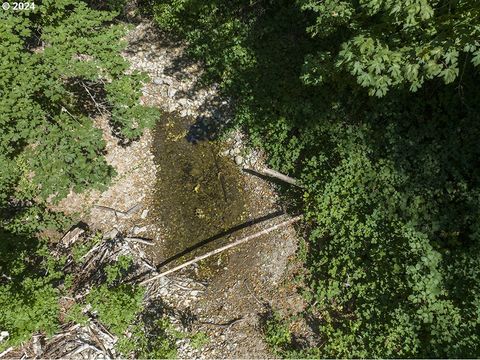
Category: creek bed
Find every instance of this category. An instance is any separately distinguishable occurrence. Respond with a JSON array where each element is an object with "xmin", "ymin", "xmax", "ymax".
[{"xmin": 150, "ymin": 111, "xmax": 248, "ymax": 276}]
